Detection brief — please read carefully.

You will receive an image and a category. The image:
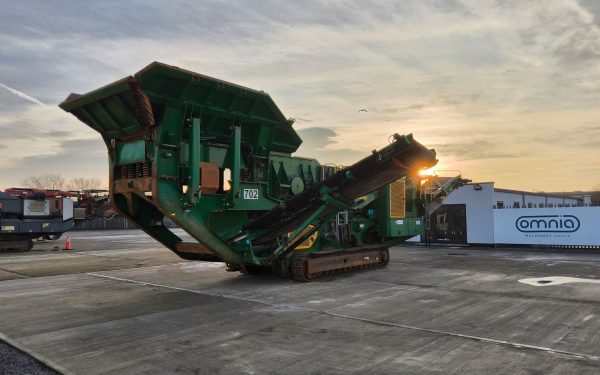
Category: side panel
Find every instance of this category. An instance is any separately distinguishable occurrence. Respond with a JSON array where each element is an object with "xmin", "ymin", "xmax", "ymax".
[
  {"xmin": 62, "ymin": 198, "xmax": 74, "ymax": 221},
  {"xmin": 23, "ymin": 200, "xmax": 51, "ymax": 217},
  {"xmin": 494, "ymin": 207, "xmax": 600, "ymax": 246},
  {"xmin": 375, "ymin": 177, "xmax": 424, "ymax": 239},
  {"xmin": 443, "ymin": 183, "xmax": 495, "ymax": 244}
]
